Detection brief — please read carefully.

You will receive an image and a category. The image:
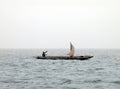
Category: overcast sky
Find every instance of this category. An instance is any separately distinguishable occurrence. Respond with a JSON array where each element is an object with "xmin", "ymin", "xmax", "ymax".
[{"xmin": 0, "ymin": 0, "xmax": 120, "ymax": 49}]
